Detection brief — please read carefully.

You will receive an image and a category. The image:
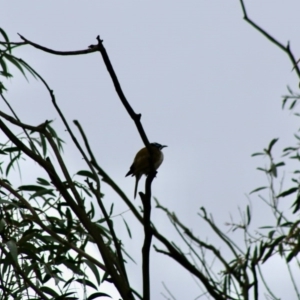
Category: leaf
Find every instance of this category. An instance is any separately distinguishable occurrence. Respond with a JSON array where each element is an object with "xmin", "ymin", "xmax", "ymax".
[
  {"xmin": 0, "ymin": 28, "xmax": 11, "ymax": 53},
  {"xmin": 88, "ymin": 292, "xmax": 112, "ymax": 300},
  {"xmin": 40, "ymin": 286, "xmax": 59, "ymax": 298},
  {"xmin": 249, "ymin": 186, "xmax": 267, "ymax": 194},
  {"xmin": 269, "ymin": 163, "xmax": 277, "ymax": 177},
  {"xmin": 83, "ymin": 259, "xmax": 101, "ymax": 286},
  {"xmin": 277, "ymin": 187, "xmax": 298, "ymax": 198},
  {"xmin": 77, "ymin": 170, "xmax": 97, "ymax": 181},
  {"xmin": 0, "ymin": 57, "xmax": 9, "ymax": 77},
  {"xmin": 36, "ymin": 177, "xmax": 51, "ymax": 186},
  {"xmin": 18, "ymin": 185, "xmax": 47, "ymax": 192},
  {"xmin": 282, "ymin": 97, "xmax": 288, "ymax": 109},
  {"xmin": 273, "ymin": 235, "xmax": 285, "ymax": 245},
  {"xmin": 286, "ymin": 246, "xmax": 300, "ymax": 262},
  {"xmin": 75, "ymin": 278, "xmax": 97, "ymax": 290},
  {"xmin": 276, "ymin": 212, "xmax": 283, "ymax": 226},
  {"xmin": 6, "ymin": 152, "xmax": 21, "ymax": 176},
  {"xmin": 287, "ymin": 85, "xmax": 293, "ymax": 94},
  {"xmin": 251, "ymin": 152, "xmax": 265, "ymax": 157},
  {"xmin": 109, "ymin": 203, "xmax": 114, "ymax": 216},
  {"xmin": 257, "ymin": 167, "xmax": 268, "ymax": 173},
  {"xmin": 267, "ymin": 138, "xmax": 279, "ymax": 153},
  {"xmin": 122, "ymin": 217, "xmax": 132, "ymax": 238},
  {"xmin": 290, "ymin": 99, "xmax": 297, "ymax": 110},
  {"xmin": 268, "ymin": 230, "xmax": 275, "ymax": 239},
  {"xmin": 6, "ymin": 240, "xmax": 18, "ymax": 264},
  {"xmin": 246, "ymin": 205, "xmax": 251, "ymax": 226},
  {"xmin": 262, "ymin": 244, "xmax": 276, "ymax": 263},
  {"xmin": 3, "ymin": 147, "xmax": 19, "ymax": 153},
  {"xmin": 62, "ymin": 259, "xmax": 82, "ymax": 275},
  {"xmin": 283, "ymin": 147, "xmax": 297, "ymax": 152},
  {"xmin": 259, "ymin": 226, "xmax": 274, "ymax": 229},
  {"xmin": 292, "ymin": 194, "xmax": 300, "ymax": 214},
  {"xmin": 17, "ymin": 58, "xmax": 39, "ymax": 80},
  {"xmin": 29, "ymin": 188, "xmax": 55, "ymax": 200},
  {"xmin": 39, "ymin": 132, "xmax": 47, "ymax": 157},
  {"xmin": 3, "ymin": 53, "xmax": 27, "ymax": 79}
]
